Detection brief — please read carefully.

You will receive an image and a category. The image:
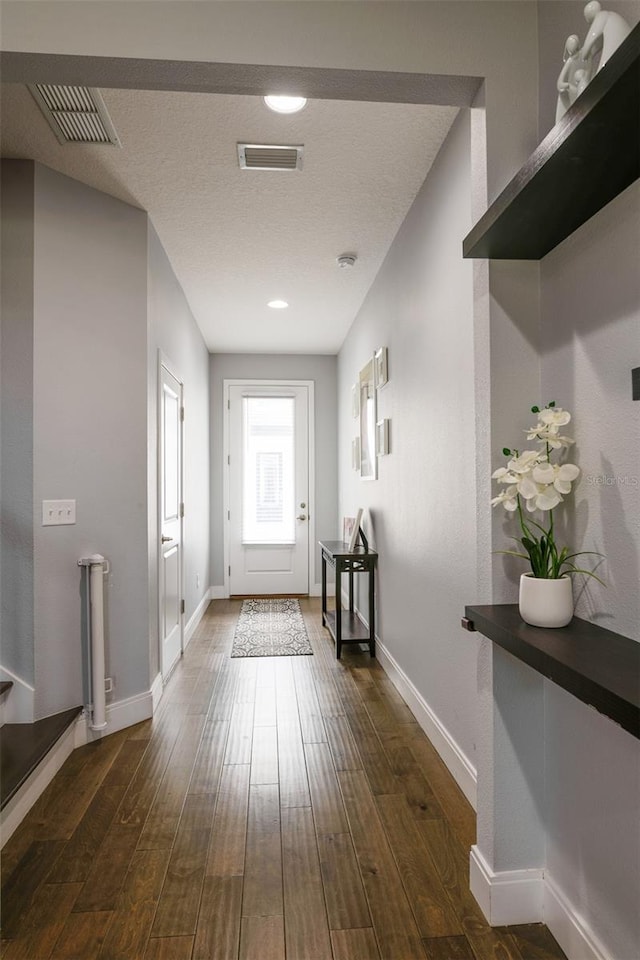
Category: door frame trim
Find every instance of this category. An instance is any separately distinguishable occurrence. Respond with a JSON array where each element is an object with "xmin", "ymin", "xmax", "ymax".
[
  {"xmin": 223, "ymin": 379, "xmax": 315, "ymax": 599},
  {"xmin": 158, "ymin": 351, "xmax": 185, "ymax": 678}
]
